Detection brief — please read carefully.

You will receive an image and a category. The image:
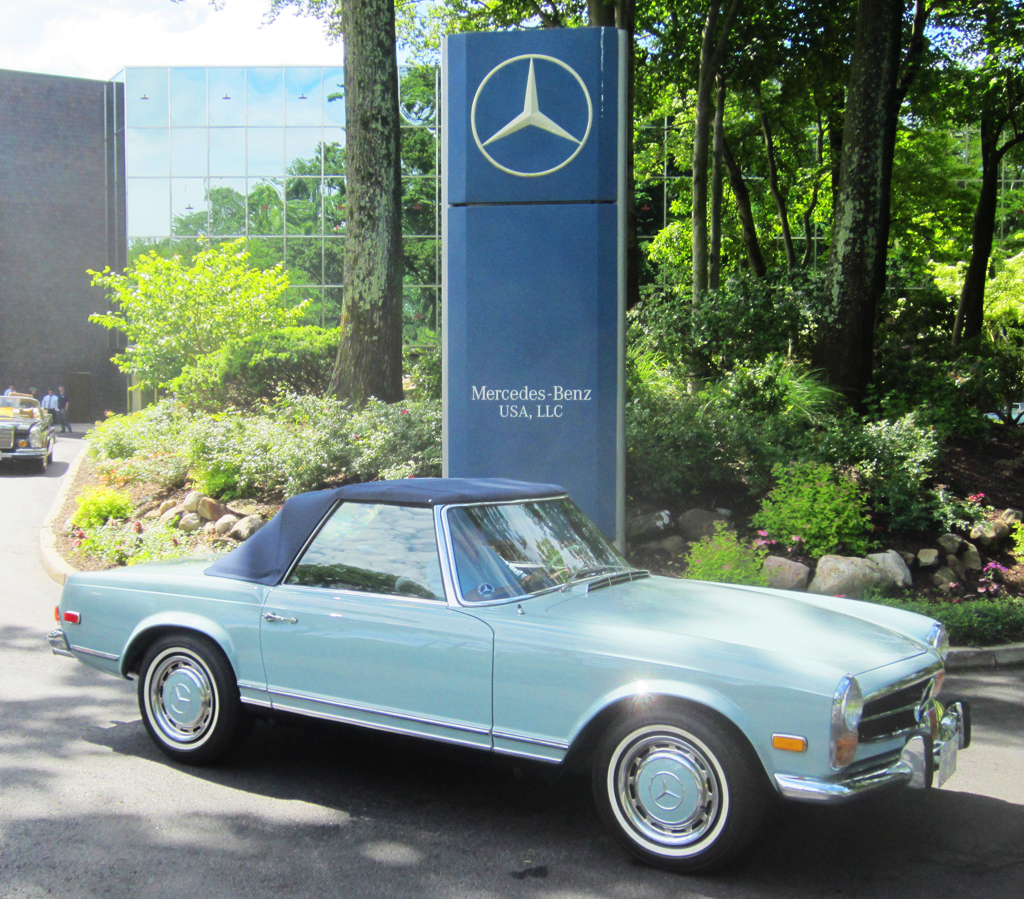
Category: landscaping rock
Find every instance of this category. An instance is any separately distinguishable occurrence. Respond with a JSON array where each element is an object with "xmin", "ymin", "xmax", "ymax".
[
  {"xmin": 971, "ymin": 521, "xmax": 1004, "ymax": 547},
  {"xmin": 214, "ymin": 514, "xmax": 240, "ymax": 536},
  {"xmin": 1001, "ymin": 508, "xmax": 1023, "ymax": 525},
  {"xmin": 917, "ymin": 548, "xmax": 940, "ymax": 568},
  {"xmin": 159, "ymin": 504, "xmax": 185, "ymax": 526},
  {"xmin": 183, "ymin": 491, "xmax": 204, "ymax": 513},
  {"xmin": 157, "ymin": 499, "xmax": 178, "ymax": 515},
  {"xmin": 937, "ymin": 533, "xmax": 963, "ymax": 554},
  {"xmin": 867, "ymin": 550, "xmax": 913, "ymax": 589},
  {"xmin": 178, "ymin": 512, "xmax": 203, "ymax": 533},
  {"xmin": 962, "ymin": 542, "xmax": 983, "ymax": 570},
  {"xmin": 229, "ymin": 515, "xmax": 265, "ymax": 541},
  {"xmin": 898, "ymin": 551, "xmax": 916, "ymax": 569},
  {"xmin": 808, "ymin": 556, "xmax": 886, "ymax": 598},
  {"xmin": 946, "ymin": 554, "xmax": 967, "ymax": 582},
  {"xmin": 198, "ymin": 496, "xmax": 231, "ymax": 521},
  {"xmin": 932, "ymin": 566, "xmax": 960, "ymax": 593},
  {"xmin": 645, "ymin": 535, "xmax": 688, "ymax": 557},
  {"xmin": 626, "ymin": 510, "xmax": 672, "ymax": 541},
  {"xmin": 763, "ymin": 556, "xmax": 811, "ymax": 591},
  {"xmin": 677, "ymin": 509, "xmax": 729, "ymax": 542}
]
